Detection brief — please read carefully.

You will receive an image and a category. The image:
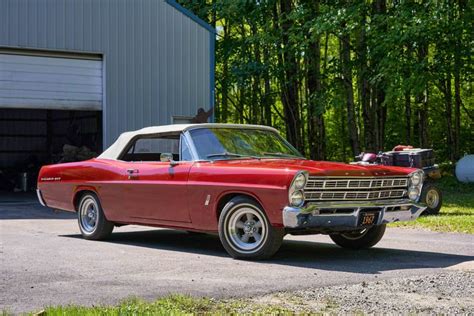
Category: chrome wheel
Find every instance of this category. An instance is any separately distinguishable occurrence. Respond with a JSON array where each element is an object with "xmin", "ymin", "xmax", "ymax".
[
  {"xmin": 225, "ymin": 205, "xmax": 267, "ymax": 253},
  {"xmin": 426, "ymin": 189, "xmax": 440, "ymax": 209},
  {"xmin": 79, "ymin": 197, "xmax": 98, "ymax": 233}
]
